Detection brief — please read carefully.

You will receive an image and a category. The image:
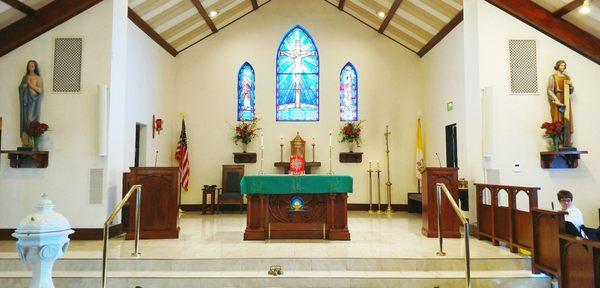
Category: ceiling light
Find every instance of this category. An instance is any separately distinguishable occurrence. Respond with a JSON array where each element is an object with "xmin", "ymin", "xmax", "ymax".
[
  {"xmin": 377, "ymin": 11, "xmax": 386, "ymax": 18},
  {"xmin": 209, "ymin": 10, "xmax": 218, "ymax": 18},
  {"xmin": 580, "ymin": 0, "xmax": 590, "ymax": 14}
]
